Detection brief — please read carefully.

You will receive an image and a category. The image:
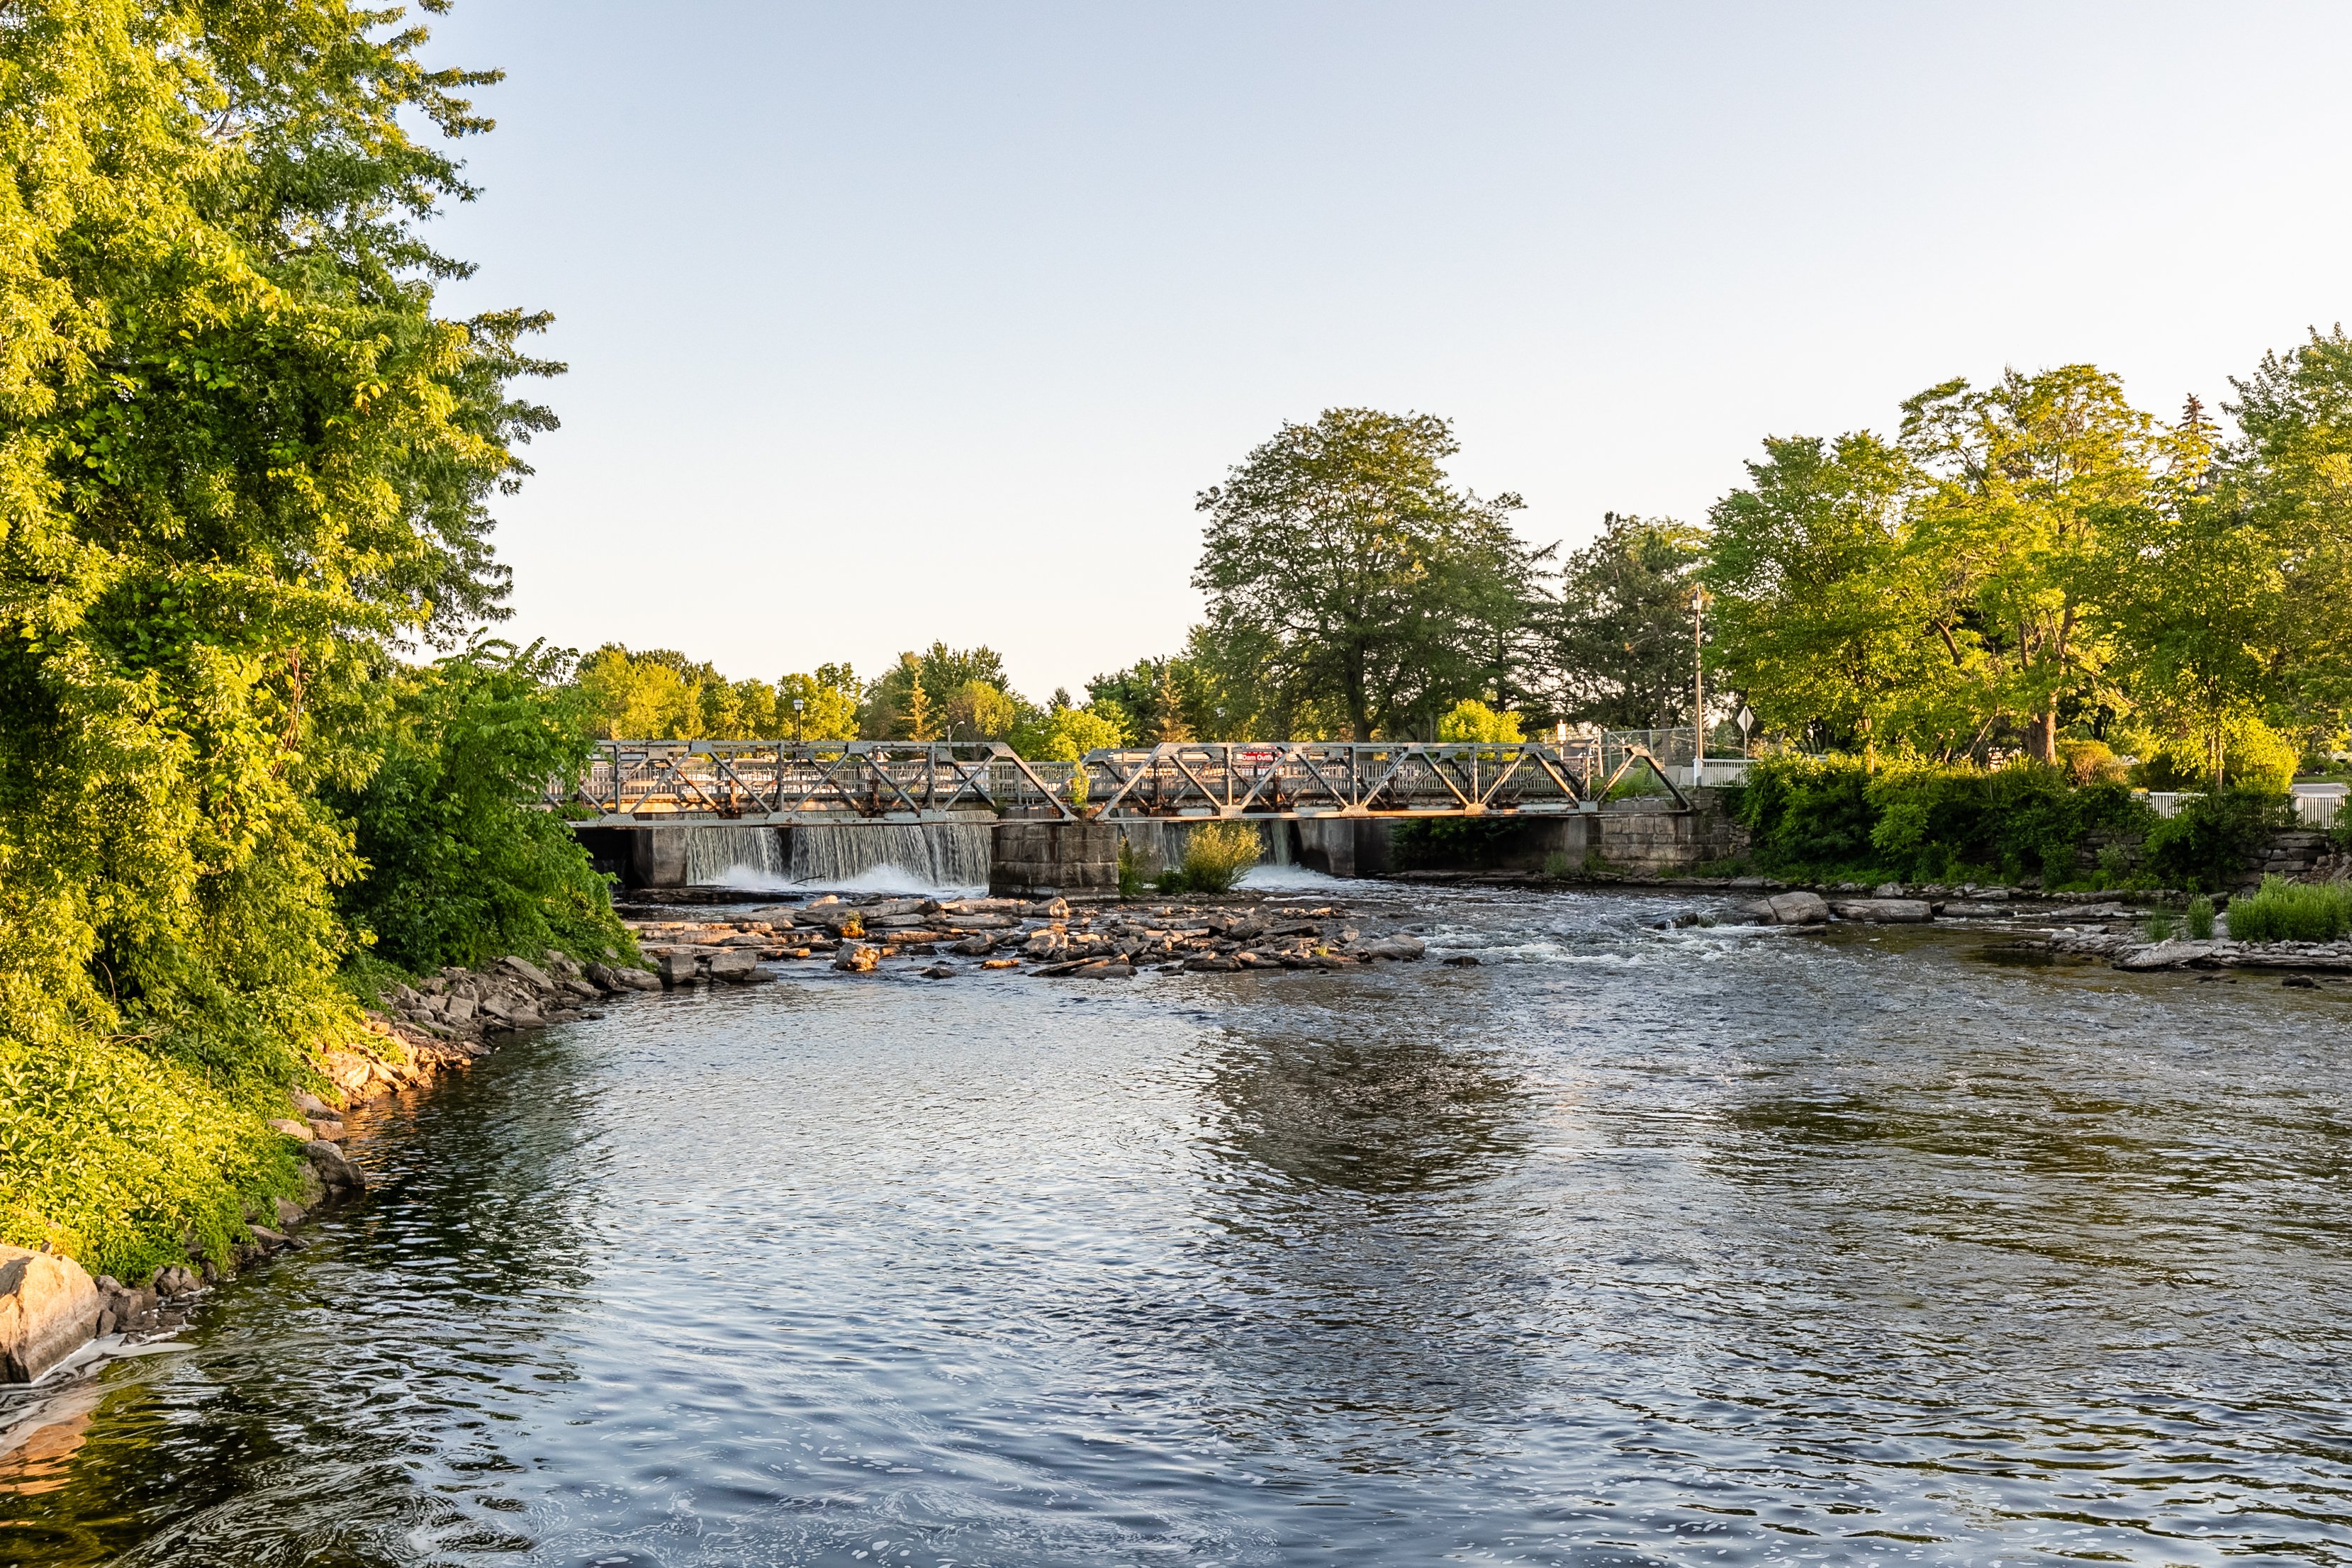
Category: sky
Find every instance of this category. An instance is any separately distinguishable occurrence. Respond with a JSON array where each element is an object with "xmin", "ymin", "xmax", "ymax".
[{"xmin": 419, "ymin": 1, "xmax": 2352, "ymax": 702}]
